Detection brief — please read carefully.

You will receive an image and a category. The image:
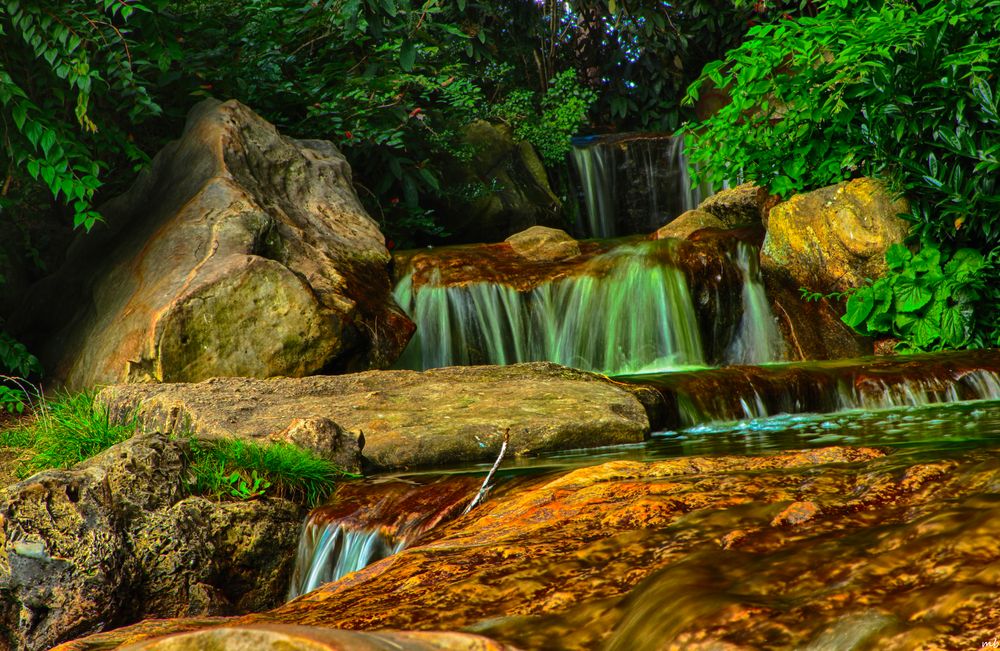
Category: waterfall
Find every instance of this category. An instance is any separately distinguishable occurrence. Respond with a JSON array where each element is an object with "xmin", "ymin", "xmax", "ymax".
[
  {"xmin": 288, "ymin": 519, "xmax": 402, "ymax": 600},
  {"xmin": 570, "ymin": 143, "xmax": 616, "ymax": 239},
  {"xmin": 724, "ymin": 241, "xmax": 785, "ymax": 365},
  {"xmin": 570, "ymin": 134, "xmax": 716, "ymax": 239},
  {"xmin": 394, "ymin": 240, "xmax": 705, "ymax": 375},
  {"xmin": 633, "ymin": 355, "xmax": 1000, "ymax": 427},
  {"xmin": 287, "ymin": 476, "xmax": 482, "ymax": 600}
]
